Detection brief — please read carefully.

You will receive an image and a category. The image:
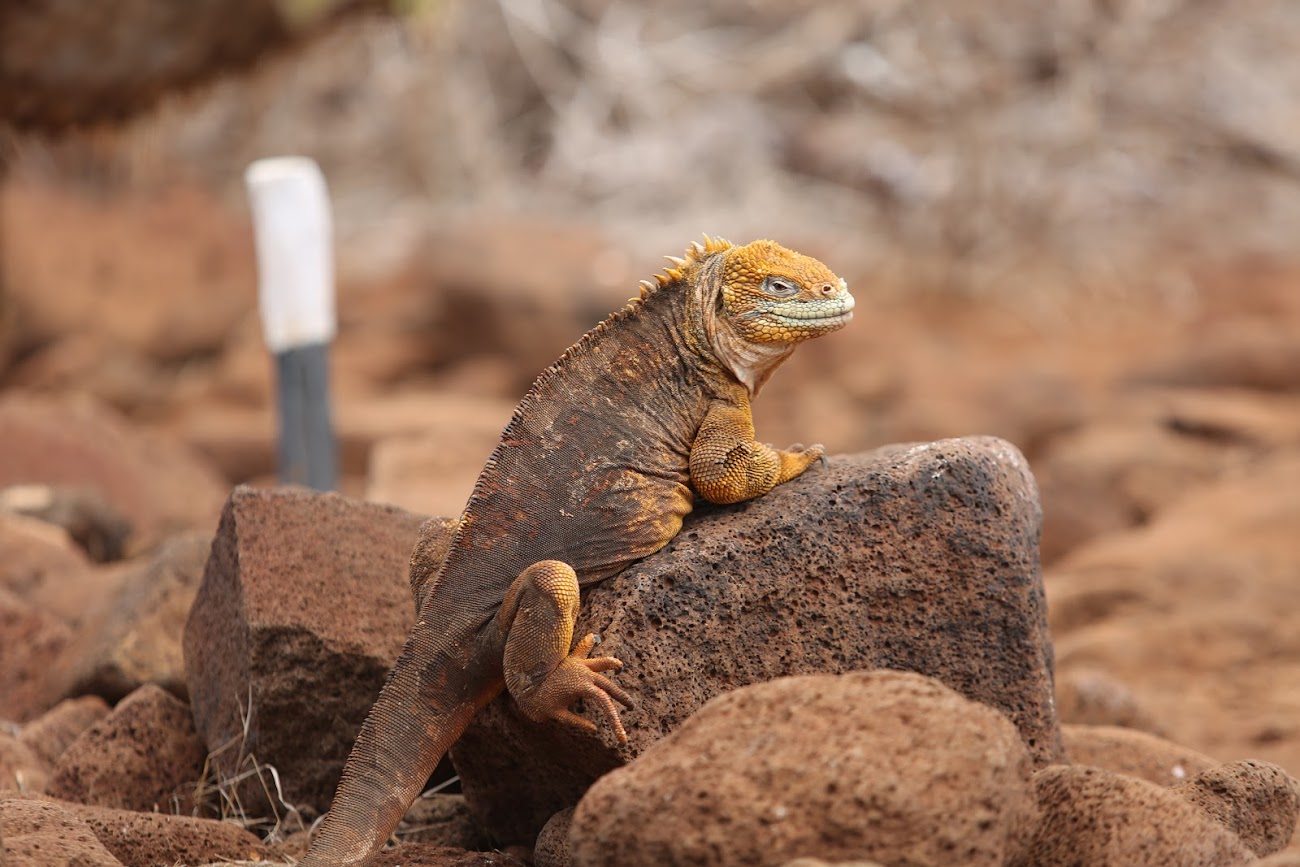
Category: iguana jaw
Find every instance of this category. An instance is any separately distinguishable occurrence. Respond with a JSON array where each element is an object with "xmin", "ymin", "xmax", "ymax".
[{"xmin": 700, "ymin": 241, "xmax": 854, "ymax": 394}]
